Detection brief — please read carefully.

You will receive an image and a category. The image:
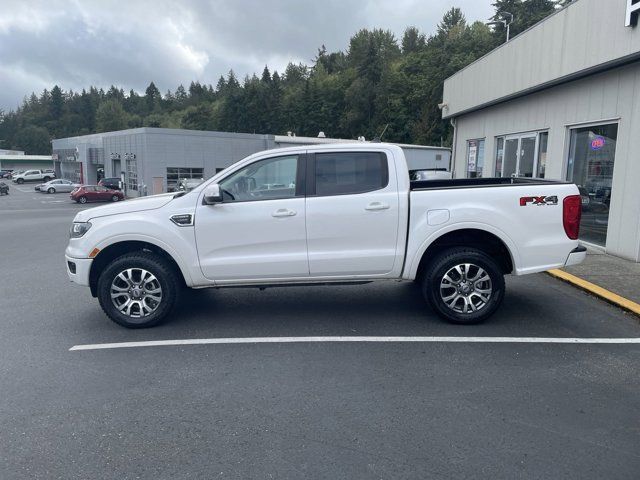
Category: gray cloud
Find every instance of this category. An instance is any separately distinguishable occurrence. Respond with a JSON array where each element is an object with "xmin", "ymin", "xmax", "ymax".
[{"xmin": 0, "ymin": 0, "xmax": 493, "ymax": 110}]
